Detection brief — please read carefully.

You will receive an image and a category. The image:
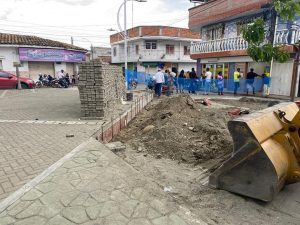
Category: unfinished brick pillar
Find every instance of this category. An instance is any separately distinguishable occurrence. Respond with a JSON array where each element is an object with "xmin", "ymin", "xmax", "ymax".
[{"xmin": 78, "ymin": 61, "xmax": 125, "ymax": 120}]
